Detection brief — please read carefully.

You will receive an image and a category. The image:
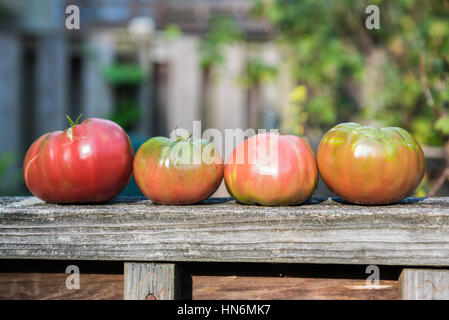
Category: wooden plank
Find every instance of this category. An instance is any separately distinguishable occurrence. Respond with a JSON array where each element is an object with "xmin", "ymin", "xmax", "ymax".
[
  {"xmin": 192, "ymin": 276, "xmax": 399, "ymax": 300},
  {"xmin": 1, "ymin": 197, "xmax": 449, "ymax": 266},
  {"xmin": 399, "ymin": 268, "xmax": 449, "ymax": 300},
  {"xmin": 124, "ymin": 263, "xmax": 181, "ymax": 300},
  {"xmin": 0, "ymin": 273, "xmax": 123, "ymax": 300}
]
